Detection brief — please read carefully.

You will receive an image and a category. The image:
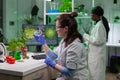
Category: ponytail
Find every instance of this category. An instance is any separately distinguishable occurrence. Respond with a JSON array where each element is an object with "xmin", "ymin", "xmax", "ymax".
[{"xmin": 102, "ymin": 16, "xmax": 110, "ymax": 41}]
